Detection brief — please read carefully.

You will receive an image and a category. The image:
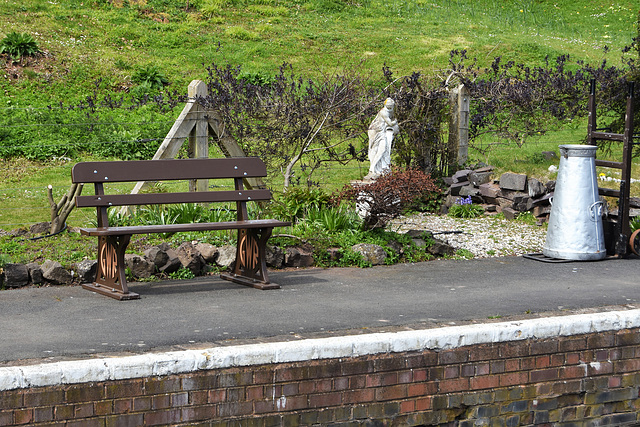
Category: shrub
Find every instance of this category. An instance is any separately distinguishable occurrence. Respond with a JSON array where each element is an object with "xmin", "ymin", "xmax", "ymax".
[
  {"xmin": 132, "ymin": 65, "xmax": 170, "ymax": 90},
  {"xmin": 335, "ymin": 167, "xmax": 441, "ymax": 229},
  {"xmin": 0, "ymin": 32, "xmax": 41, "ymax": 61},
  {"xmin": 270, "ymin": 187, "xmax": 331, "ymax": 223}
]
